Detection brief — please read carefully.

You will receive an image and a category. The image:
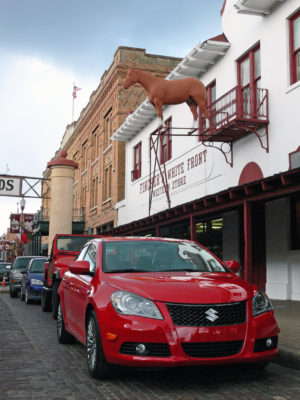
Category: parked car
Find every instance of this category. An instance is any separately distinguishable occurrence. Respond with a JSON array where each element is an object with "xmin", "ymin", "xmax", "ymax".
[
  {"xmin": 57, "ymin": 237, "xmax": 279, "ymax": 380},
  {"xmin": 9, "ymin": 256, "xmax": 46, "ymax": 298},
  {"xmin": 21, "ymin": 257, "xmax": 47, "ymax": 304},
  {"xmin": 0, "ymin": 262, "xmax": 12, "ymax": 285}
]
